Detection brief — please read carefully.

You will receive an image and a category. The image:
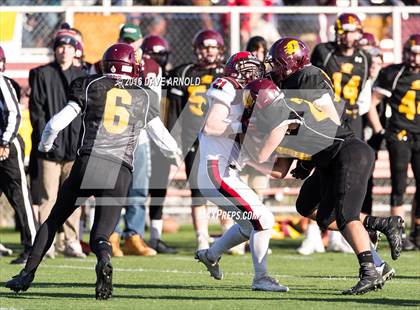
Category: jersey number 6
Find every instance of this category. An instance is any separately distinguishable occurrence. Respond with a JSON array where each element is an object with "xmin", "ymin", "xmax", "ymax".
[{"xmin": 103, "ymin": 88, "xmax": 132, "ymax": 134}]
